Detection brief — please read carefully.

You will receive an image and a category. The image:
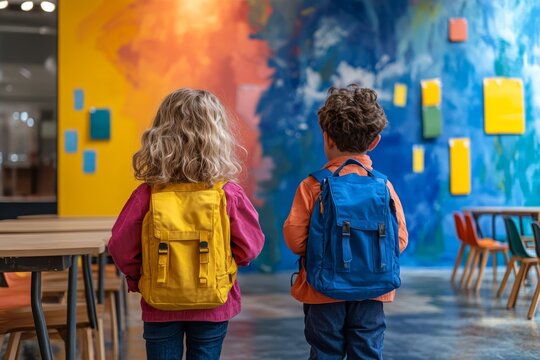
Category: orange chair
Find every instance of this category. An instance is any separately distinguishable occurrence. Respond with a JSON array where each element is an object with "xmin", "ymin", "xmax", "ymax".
[
  {"xmin": 451, "ymin": 212, "xmax": 471, "ymax": 284},
  {"xmin": 463, "ymin": 212, "xmax": 510, "ymax": 290},
  {"xmin": 454, "ymin": 213, "xmax": 489, "ymax": 288}
]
